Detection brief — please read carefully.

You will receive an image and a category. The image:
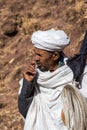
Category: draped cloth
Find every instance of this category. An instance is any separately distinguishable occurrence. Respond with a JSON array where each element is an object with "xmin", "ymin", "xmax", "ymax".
[
  {"xmin": 18, "ymin": 65, "xmax": 87, "ymax": 130},
  {"xmin": 31, "ymin": 29, "xmax": 70, "ymax": 51},
  {"xmin": 24, "ymin": 65, "xmax": 74, "ymax": 130},
  {"xmin": 61, "ymin": 84, "xmax": 87, "ymax": 130}
]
